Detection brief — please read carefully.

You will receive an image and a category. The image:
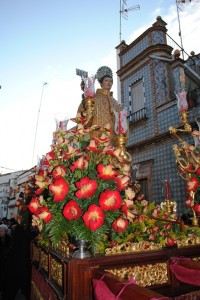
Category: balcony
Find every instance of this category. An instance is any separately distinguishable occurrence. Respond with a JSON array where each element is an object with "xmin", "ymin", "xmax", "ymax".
[
  {"xmin": 187, "ymin": 88, "xmax": 200, "ymax": 109},
  {"xmin": 128, "ymin": 107, "xmax": 147, "ymax": 124}
]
